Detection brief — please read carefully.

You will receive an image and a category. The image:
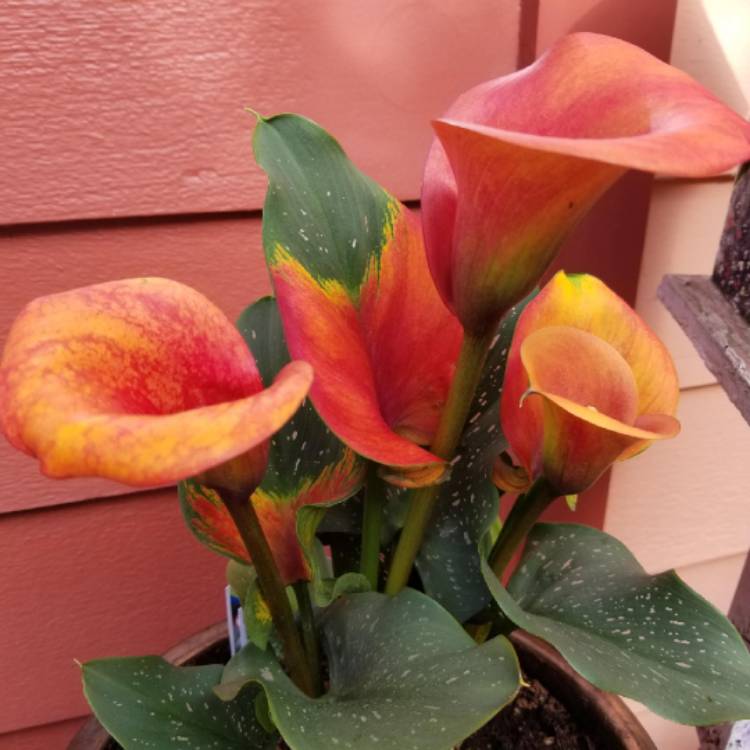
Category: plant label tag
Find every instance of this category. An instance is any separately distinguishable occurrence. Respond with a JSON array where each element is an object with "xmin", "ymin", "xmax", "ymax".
[
  {"xmin": 224, "ymin": 585, "xmax": 248, "ymax": 655},
  {"xmin": 728, "ymin": 720, "xmax": 750, "ymax": 749}
]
